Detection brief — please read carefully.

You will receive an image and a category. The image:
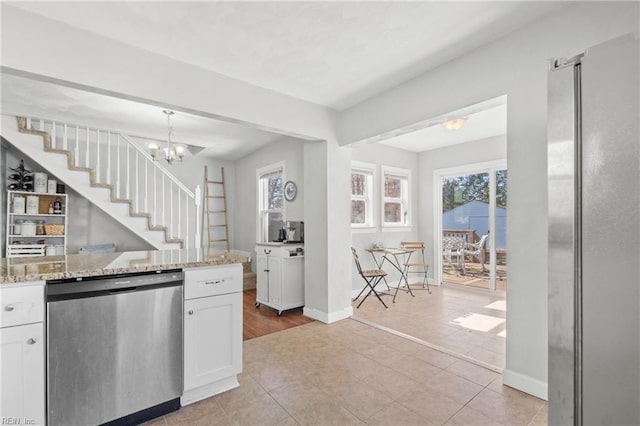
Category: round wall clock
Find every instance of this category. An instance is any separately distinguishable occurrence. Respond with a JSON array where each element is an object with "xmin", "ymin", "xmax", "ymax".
[{"xmin": 284, "ymin": 180, "xmax": 297, "ymax": 201}]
